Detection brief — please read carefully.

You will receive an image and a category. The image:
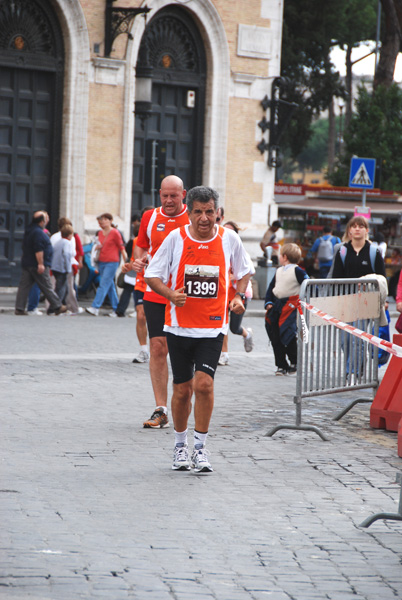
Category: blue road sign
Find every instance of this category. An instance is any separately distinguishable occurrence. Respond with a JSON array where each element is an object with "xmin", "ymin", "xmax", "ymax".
[{"xmin": 349, "ymin": 157, "xmax": 376, "ymax": 189}]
